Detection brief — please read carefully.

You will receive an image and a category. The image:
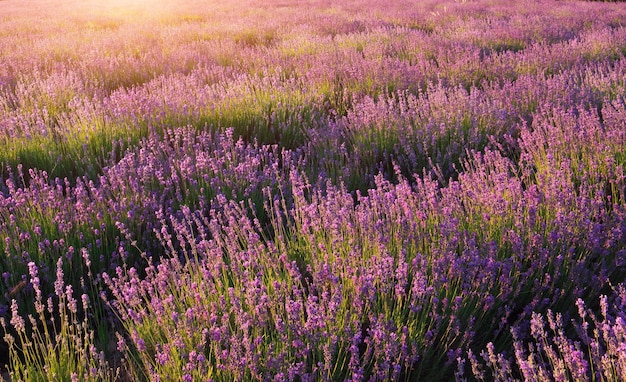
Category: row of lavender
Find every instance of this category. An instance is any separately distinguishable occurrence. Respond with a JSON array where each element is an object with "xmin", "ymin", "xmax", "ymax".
[{"xmin": 1, "ymin": 0, "xmax": 626, "ymax": 380}]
